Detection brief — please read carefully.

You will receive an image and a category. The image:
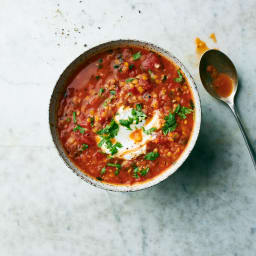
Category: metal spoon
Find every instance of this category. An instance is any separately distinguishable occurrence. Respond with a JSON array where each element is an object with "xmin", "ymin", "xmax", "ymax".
[{"xmin": 199, "ymin": 49, "xmax": 256, "ymax": 169}]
